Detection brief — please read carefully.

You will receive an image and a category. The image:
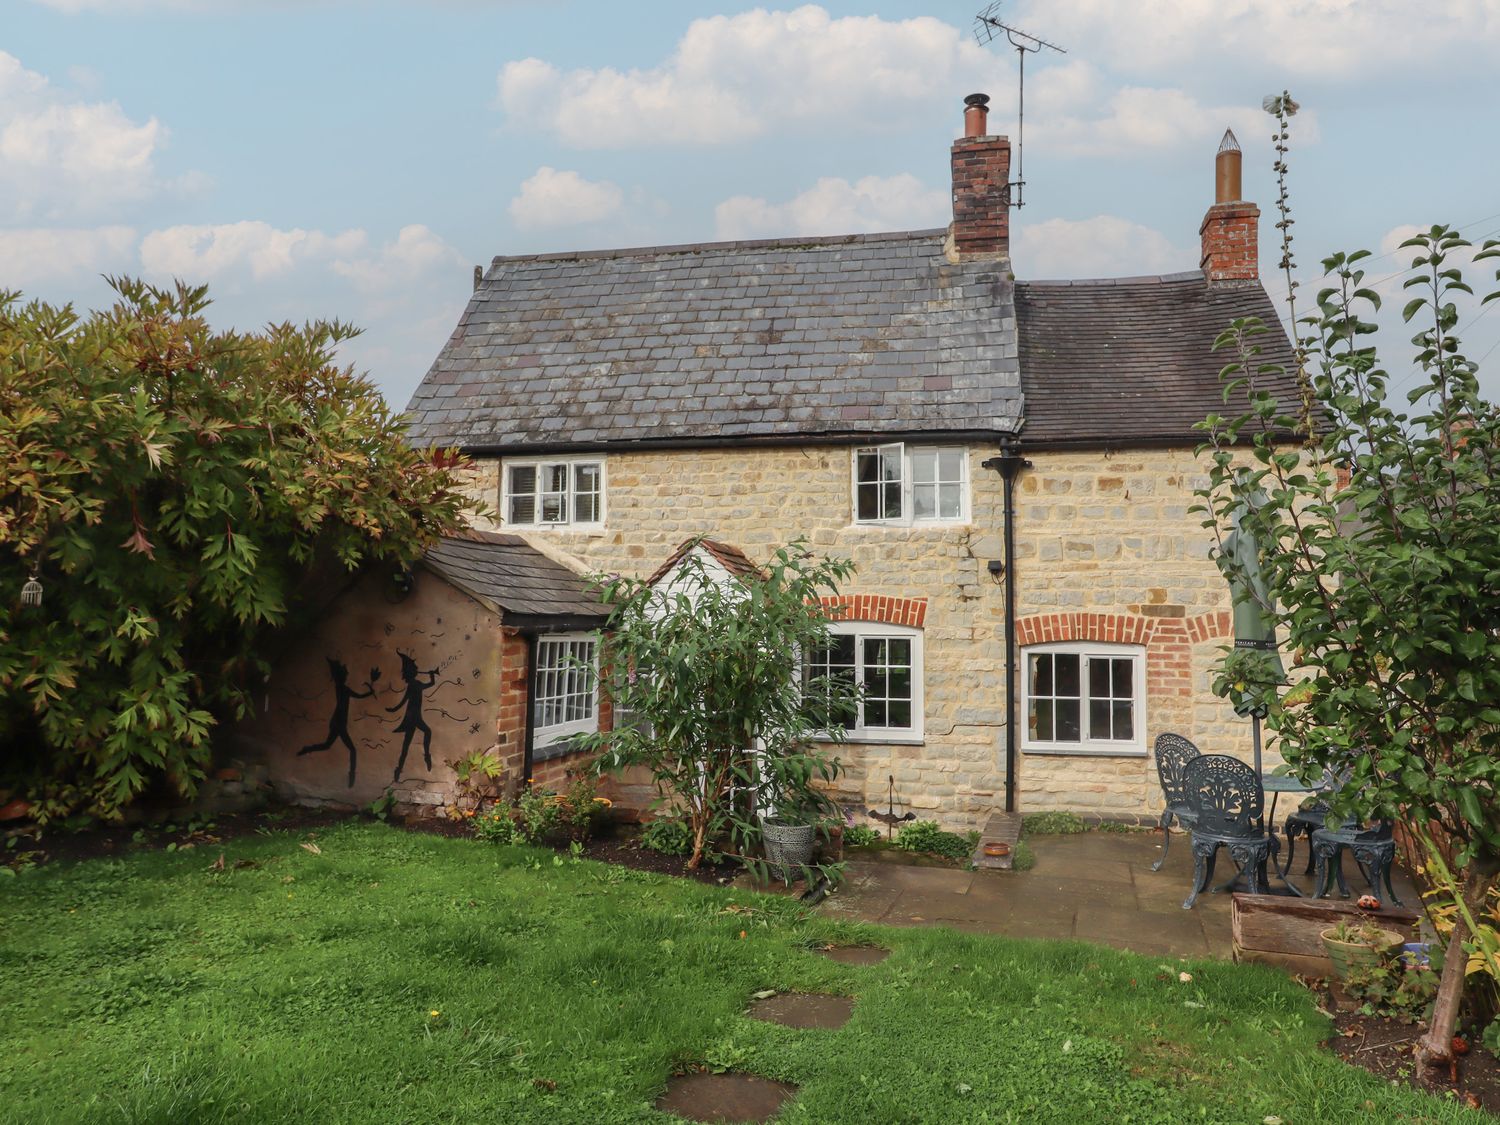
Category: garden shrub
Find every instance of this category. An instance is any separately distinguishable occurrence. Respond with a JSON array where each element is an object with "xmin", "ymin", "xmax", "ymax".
[
  {"xmin": 842, "ymin": 824, "xmax": 881, "ymax": 848},
  {"xmin": 1022, "ymin": 811, "xmax": 1087, "ymax": 836},
  {"xmin": 472, "ymin": 810, "xmax": 522, "ymax": 845},
  {"xmin": 639, "ymin": 818, "xmax": 692, "ymax": 857},
  {"xmin": 894, "ymin": 820, "xmax": 976, "ymax": 860}
]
